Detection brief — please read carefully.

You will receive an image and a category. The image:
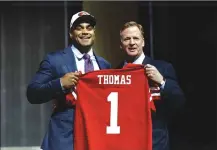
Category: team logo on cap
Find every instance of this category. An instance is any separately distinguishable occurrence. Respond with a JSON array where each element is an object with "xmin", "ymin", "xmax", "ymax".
[{"xmin": 78, "ymin": 11, "xmax": 89, "ymax": 16}]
